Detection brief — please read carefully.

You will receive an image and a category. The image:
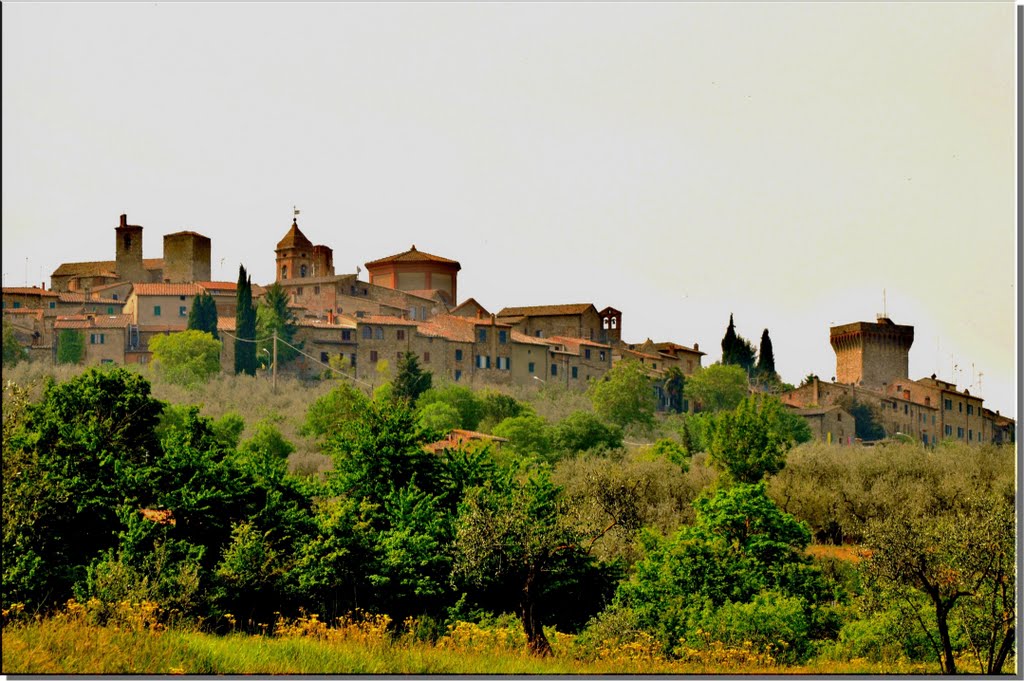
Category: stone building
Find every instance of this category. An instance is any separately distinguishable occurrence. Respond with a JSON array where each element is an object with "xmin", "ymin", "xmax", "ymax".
[
  {"xmin": 830, "ymin": 316, "xmax": 914, "ymax": 390},
  {"xmin": 274, "ymin": 218, "xmax": 334, "ymax": 282},
  {"xmin": 53, "ymin": 313, "xmax": 135, "ymax": 366},
  {"xmin": 497, "ymin": 303, "xmax": 608, "ymax": 342},
  {"xmin": 51, "ymin": 214, "xmax": 211, "ymax": 292},
  {"xmin": 785, "ymin": 405, "xmax": 856, "ymax": 445},
  {"xmin": 543, "ymin": 336, "xmax": 613, "ymax": 388},
  {"xmin": 365, "ymin": 245, "xmax": 462, "ymax": 306}
]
